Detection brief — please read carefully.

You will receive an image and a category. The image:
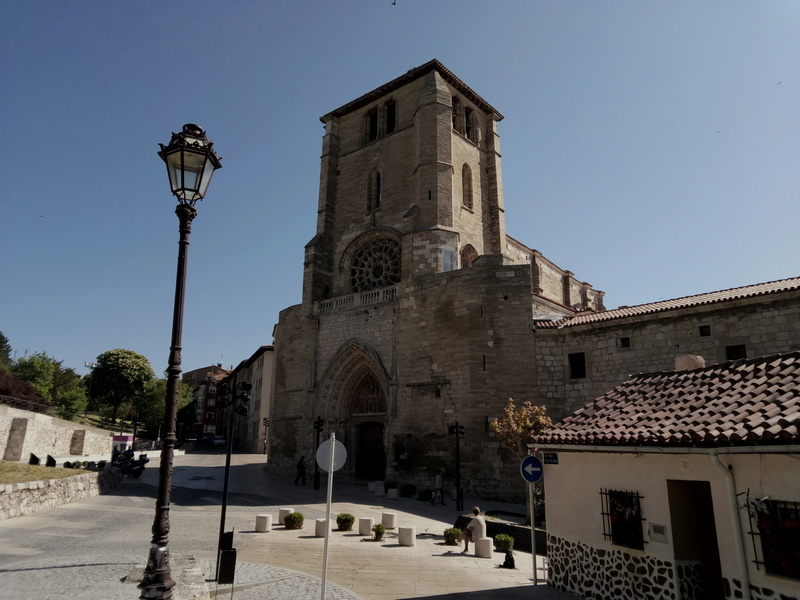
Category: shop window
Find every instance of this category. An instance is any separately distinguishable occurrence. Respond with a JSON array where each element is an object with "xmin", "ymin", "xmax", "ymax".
[
  {"xmin": 601, "ymin": 488, "xmax": 645, "ymax": 550},
  {"xmin": 568, "ymin": 352, "xmax": 586, "ymax": 379}
]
